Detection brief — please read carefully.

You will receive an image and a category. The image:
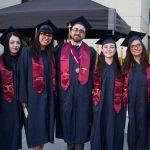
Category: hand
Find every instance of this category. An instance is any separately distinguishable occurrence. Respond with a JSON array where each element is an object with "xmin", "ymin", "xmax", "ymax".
[{"xmin": 22, "ymin": 102, "xmax": 27, "ymax": 108}]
